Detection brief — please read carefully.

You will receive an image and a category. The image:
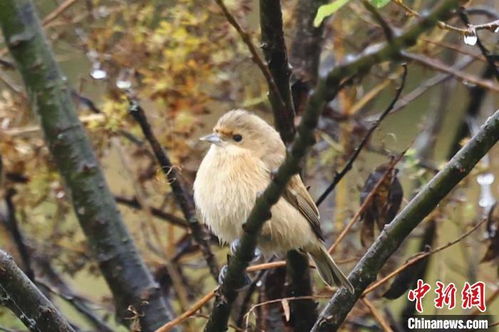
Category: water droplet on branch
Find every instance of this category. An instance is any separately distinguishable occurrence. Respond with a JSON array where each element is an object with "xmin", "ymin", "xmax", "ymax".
[
  {"xmin": 463, "ymin": 32, "xmax": 477, "ymax": 46},
  {"xmin": 90, "ymin": 67, "xmax": 107, "ymax": 80}
]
